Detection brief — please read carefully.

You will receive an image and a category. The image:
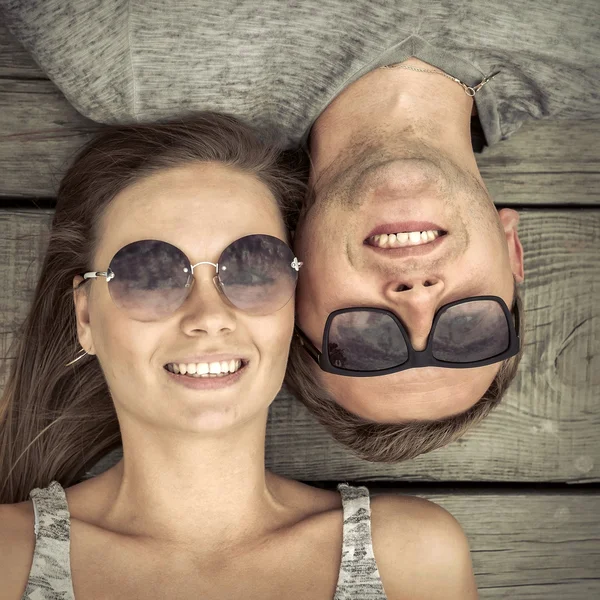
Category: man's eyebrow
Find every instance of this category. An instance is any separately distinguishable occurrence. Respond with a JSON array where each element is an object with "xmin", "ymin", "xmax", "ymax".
[
  {"xmin": 436, "ymin": 288, "xmax": 483, "ymax": 311},
  {"xmin": 433, "ymin": 269, "xmax": 483, "ymax": 310}
]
